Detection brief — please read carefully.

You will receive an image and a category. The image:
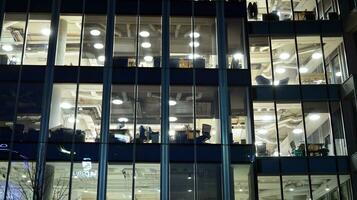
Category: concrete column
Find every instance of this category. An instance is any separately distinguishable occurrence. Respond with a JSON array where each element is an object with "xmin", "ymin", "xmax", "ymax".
[{"xmin": 55, "ymin": 19, "xmax": 68, "ymax": 65}]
